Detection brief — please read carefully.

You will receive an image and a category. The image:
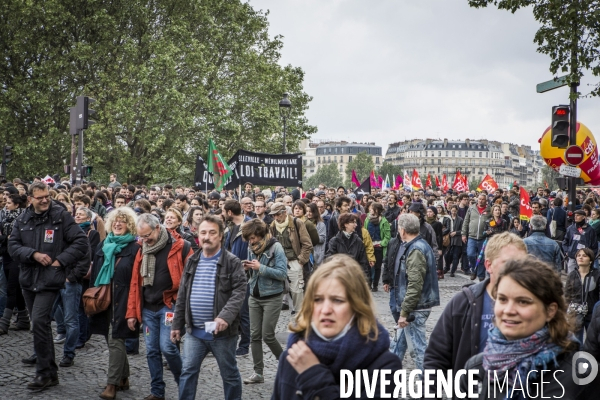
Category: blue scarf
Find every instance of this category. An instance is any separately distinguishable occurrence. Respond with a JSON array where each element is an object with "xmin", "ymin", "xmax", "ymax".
[
  {"xmin": 94, "ymin": 232, "xmax": 136, "ymax": 286},
  {"xmin": 287, "ymin": 321, "xmax": 389, "ymax": 377},
  {"xmin": 482, "ymin": 326, "xmax": 563, "ymax": 385},
  {"xmin": 79, "ymin": 221, "xmax": 91, "ymax": 230}
]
